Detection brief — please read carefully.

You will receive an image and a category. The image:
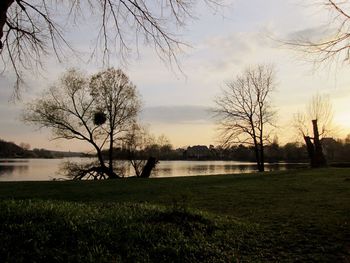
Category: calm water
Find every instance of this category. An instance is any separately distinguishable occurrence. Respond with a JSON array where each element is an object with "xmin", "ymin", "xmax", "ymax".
[{"xmin": 0, "ymin": 158, "xmax": 305, "ymax": 181}]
